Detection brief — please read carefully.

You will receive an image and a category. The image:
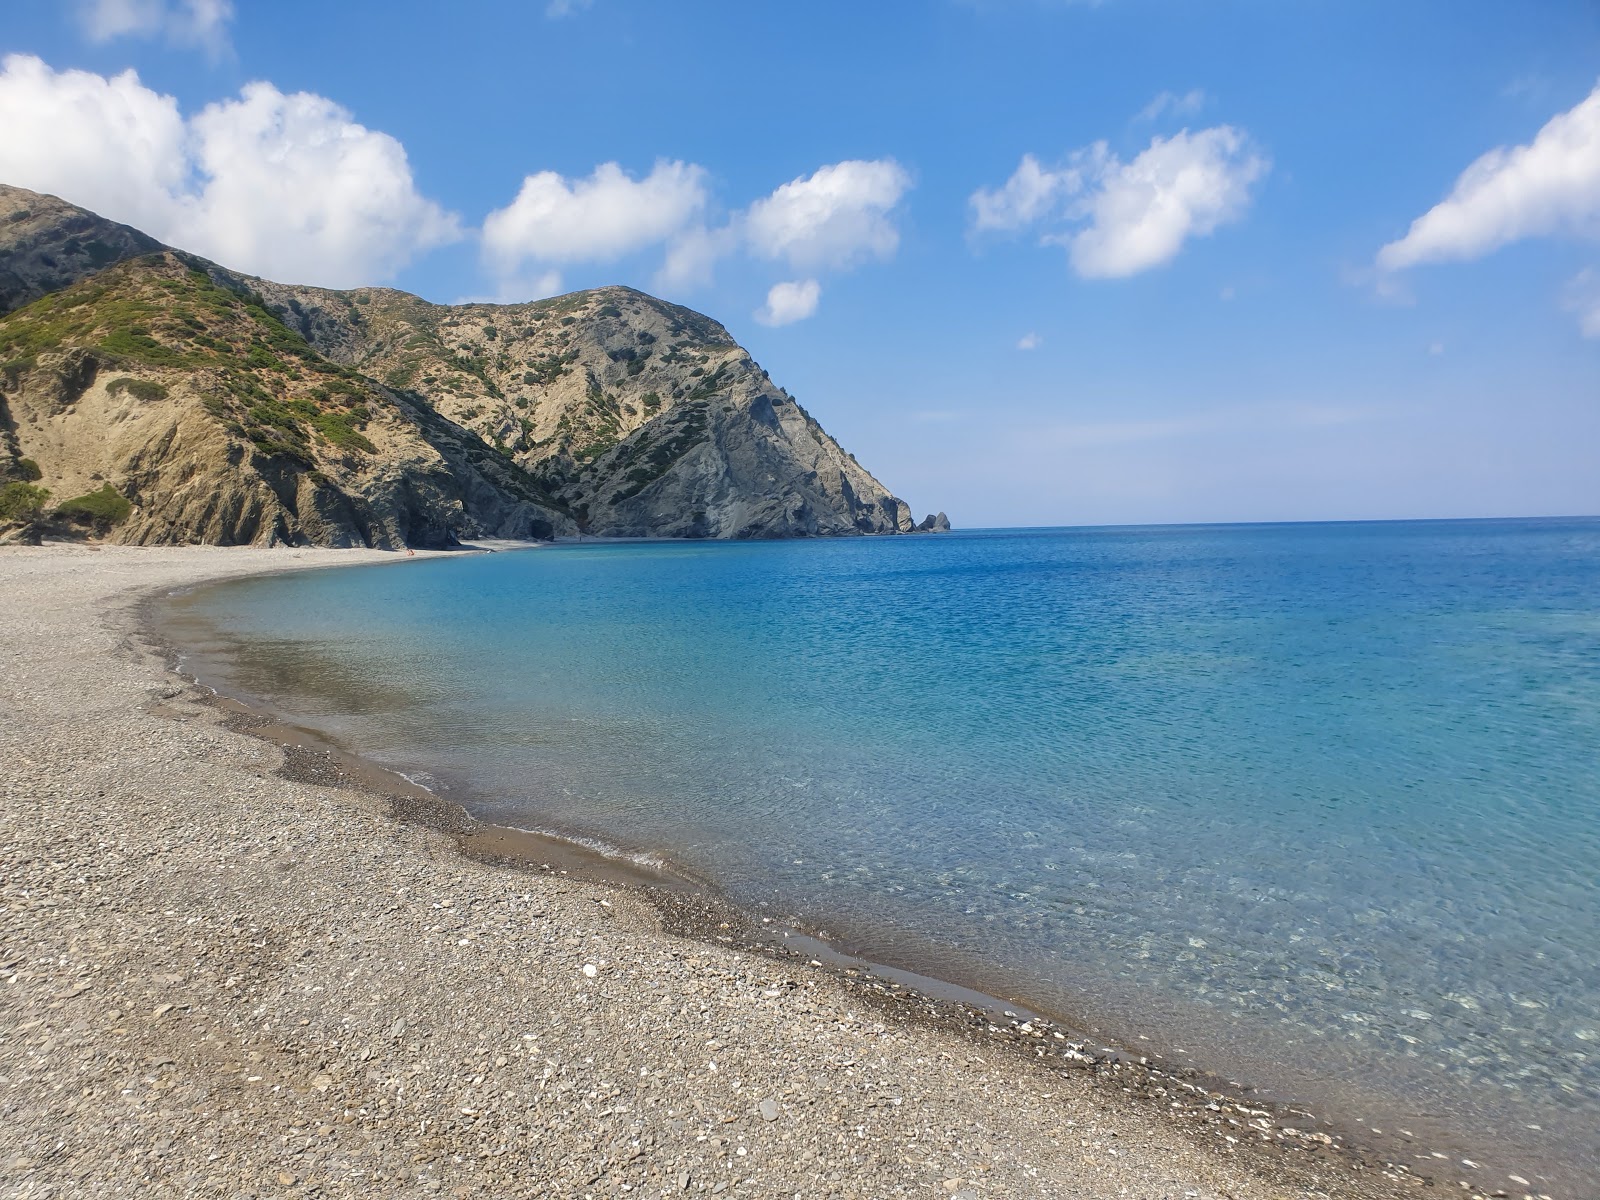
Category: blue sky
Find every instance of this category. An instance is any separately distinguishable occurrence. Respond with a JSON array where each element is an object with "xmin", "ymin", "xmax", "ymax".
[{"xmin": 2, "ymin": 0, "xmax": 1597, "ymax": 526}]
